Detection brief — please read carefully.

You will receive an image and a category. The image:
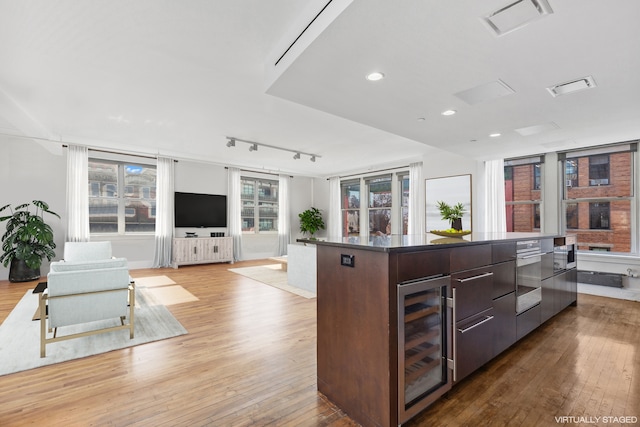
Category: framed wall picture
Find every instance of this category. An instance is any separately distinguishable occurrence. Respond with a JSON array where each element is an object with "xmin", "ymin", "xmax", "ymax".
[{"xmin": 425, "ymin": 174, "xmax": 472, "ymax": 232}]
